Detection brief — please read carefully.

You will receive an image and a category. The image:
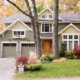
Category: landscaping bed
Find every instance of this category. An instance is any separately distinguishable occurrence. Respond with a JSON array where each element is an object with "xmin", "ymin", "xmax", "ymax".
[{"xmin": 16, "ymin": 59, "xmax": 80, "ymax": 79}]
